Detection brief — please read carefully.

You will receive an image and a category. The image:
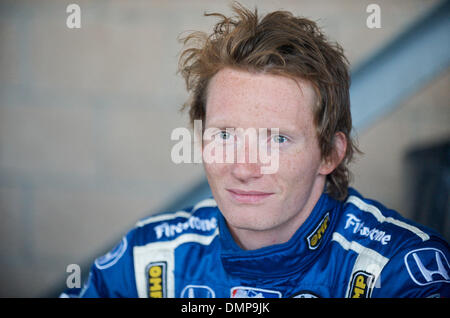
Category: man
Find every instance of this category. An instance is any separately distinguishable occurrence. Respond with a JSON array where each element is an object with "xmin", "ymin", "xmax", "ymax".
[{"xmin": 75, "ymin": 4, "xmax": 449, "ymax": 298}]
